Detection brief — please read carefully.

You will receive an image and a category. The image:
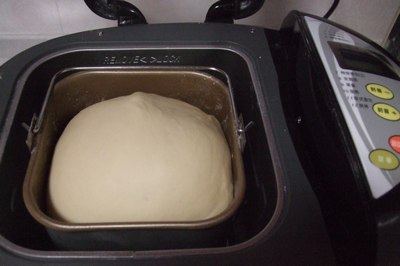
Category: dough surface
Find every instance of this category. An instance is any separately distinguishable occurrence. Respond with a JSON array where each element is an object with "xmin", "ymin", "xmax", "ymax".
[{"xmin": 48, "ymin": 92, "xmax": 232, "ymax": 223}]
